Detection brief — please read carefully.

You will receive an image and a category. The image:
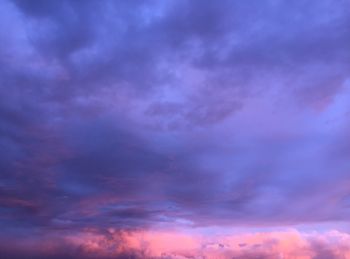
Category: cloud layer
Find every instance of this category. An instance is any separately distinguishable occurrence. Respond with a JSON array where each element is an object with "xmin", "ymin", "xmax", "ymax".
[
  {"xmin": 1, "ymin": 0, "xmax": 350, "ymax": 257},
  {"xmin": 2, "ymin": 228, "xmax": 350, "ymax": 258}
]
